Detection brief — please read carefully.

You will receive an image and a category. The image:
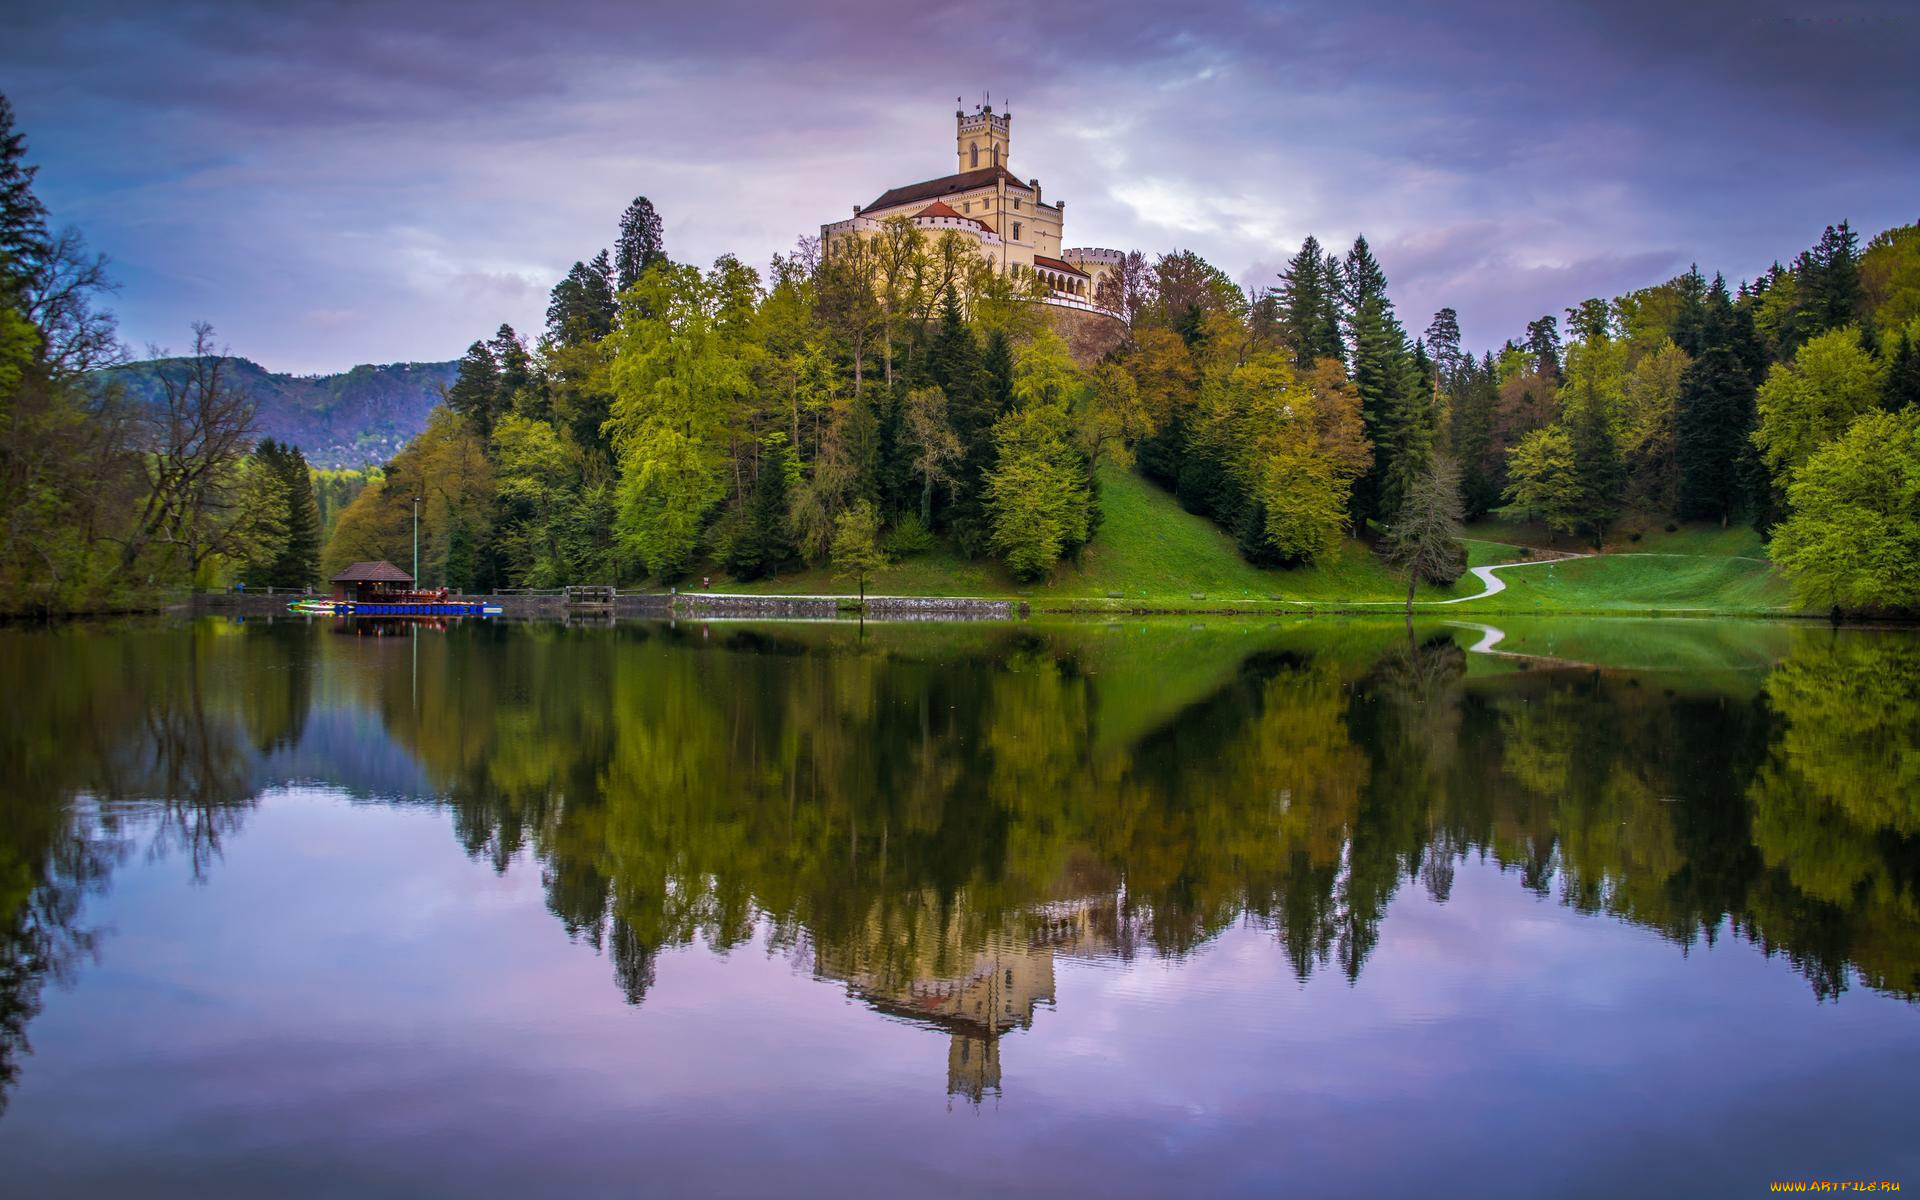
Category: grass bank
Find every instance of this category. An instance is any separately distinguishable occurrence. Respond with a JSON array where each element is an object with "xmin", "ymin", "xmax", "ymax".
[{"xmin": 699, "ymin": 467, "xmax": 1797, "ymax": 617}]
